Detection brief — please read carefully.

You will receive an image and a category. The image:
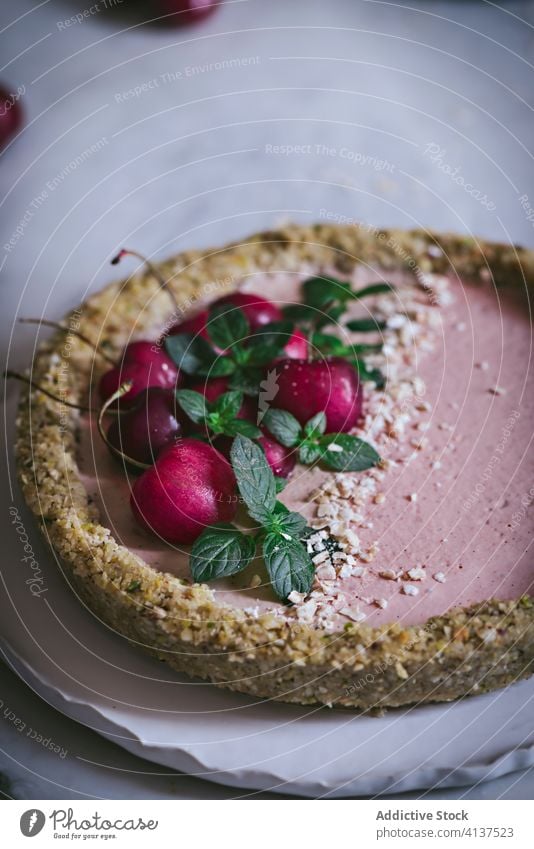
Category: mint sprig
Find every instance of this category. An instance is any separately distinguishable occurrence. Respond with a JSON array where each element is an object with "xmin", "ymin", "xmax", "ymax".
[
  {"xmin": 189, "ymin": 435, "xmax": 316, "ymax": 601},
  {"xmin": 283, "ymin": 276, "xmax": 394, "ymax": 333},
  {"xmin": 176, "ymin": 388, "xmax": 261, "ymax": 439},
  {"xmin": 165, "ymin": 306, "xmax": 294, "ymax": 395},
  {"xmin": 190, "ymin": 523, "xmax": 256, "ymax": 582},
  {"xmin": 262, "ymin": 408, "xmax": 380, "ymax": 472}
]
